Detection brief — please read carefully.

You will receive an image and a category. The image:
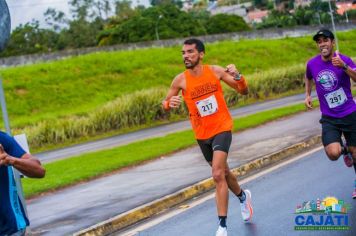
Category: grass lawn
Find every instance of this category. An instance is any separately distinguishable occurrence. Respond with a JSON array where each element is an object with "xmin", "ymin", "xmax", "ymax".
[{"xmin": 1, "ymin": 30, "xmax": 355, "ymax": 129}]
